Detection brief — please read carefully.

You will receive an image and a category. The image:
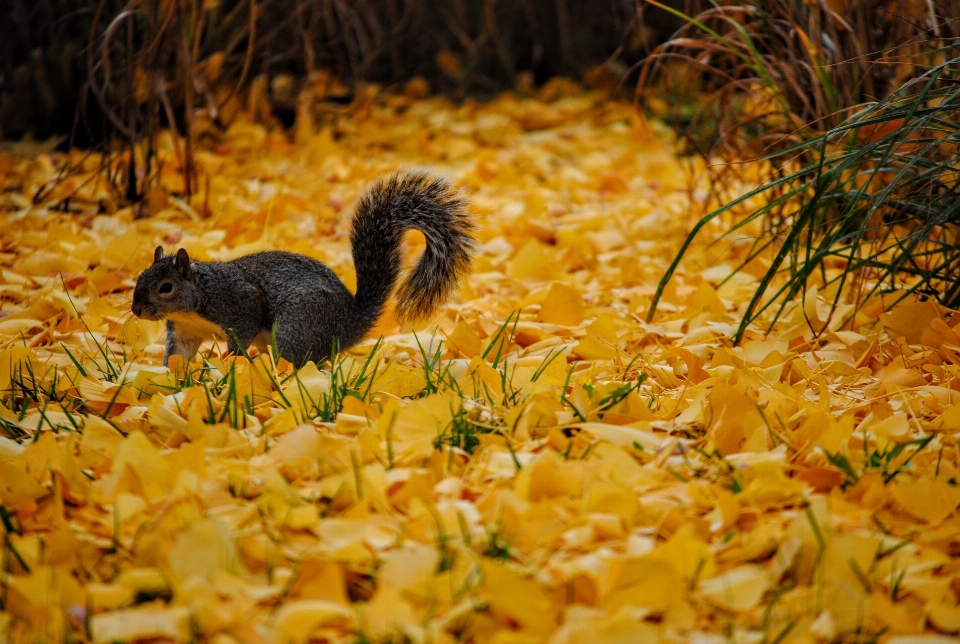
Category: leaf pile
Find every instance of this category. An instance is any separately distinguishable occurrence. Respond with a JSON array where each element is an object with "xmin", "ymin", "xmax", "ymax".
[{"xmin": 2, "ymin": 81, "xmax": 960, "ymax": 644}]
